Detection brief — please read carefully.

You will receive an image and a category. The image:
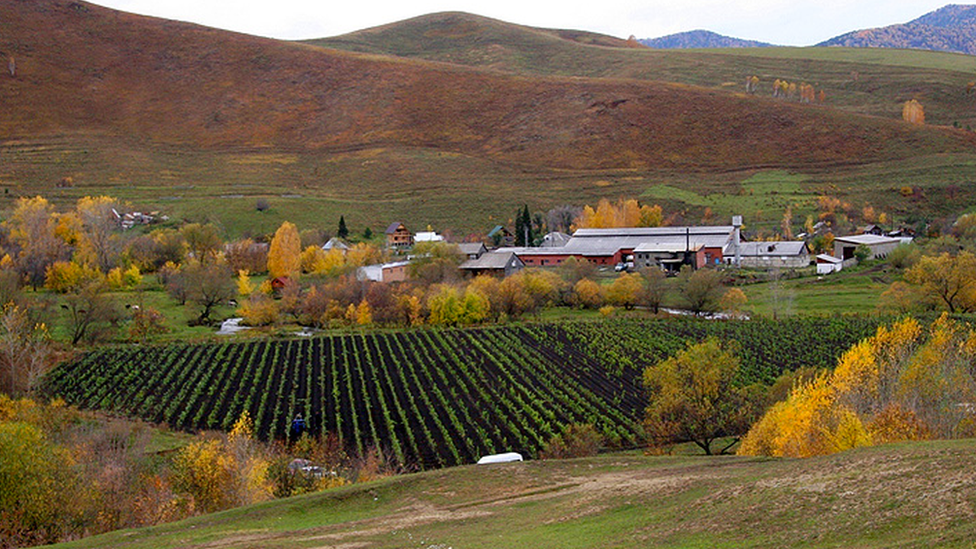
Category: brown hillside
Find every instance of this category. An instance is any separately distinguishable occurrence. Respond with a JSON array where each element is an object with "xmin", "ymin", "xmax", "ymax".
[{"xmin": 1, "ymin": 0, "xmax": 974, "ymax": 172}]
